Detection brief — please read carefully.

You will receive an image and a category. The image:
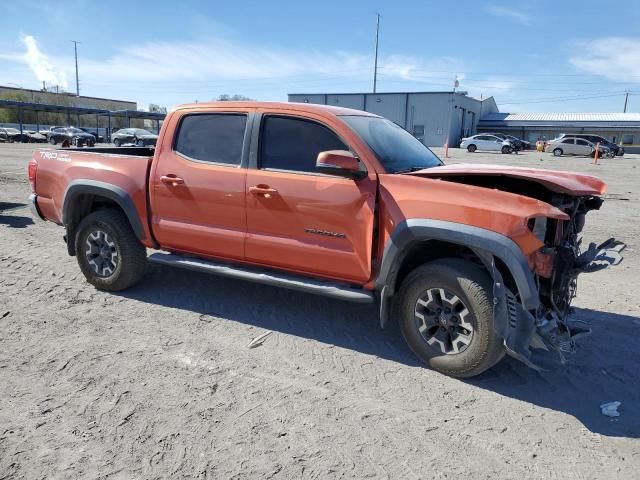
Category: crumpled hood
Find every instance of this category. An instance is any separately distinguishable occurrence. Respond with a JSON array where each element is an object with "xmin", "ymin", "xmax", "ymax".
[{"xmin": 408, "ymin": 163, "xmax": 606, "ymax": 196}]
